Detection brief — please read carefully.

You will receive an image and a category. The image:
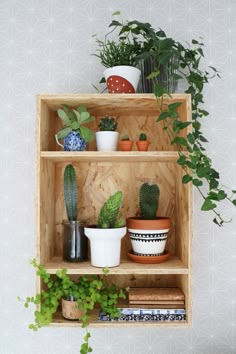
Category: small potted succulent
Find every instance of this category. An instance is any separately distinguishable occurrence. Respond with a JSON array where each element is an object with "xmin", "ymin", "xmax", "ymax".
[
  {"xmin": 94, "ymin": 37, "xmax": 141, "ymax": 93},
  {"xmin": 84, "ymin": 191, "xmax": 126, "ymax": 267},
  {"xmin": 96, "ymin": 116, "xmax": 119, "ymax": 151},
  {"xmin": 119, "ymin": 134, "xmax": 133, "ymax": 151},
  {"xmin": 127, "ymin": 183, "xmax": 171, "ymax": 258},
  {"xmin": 55, "ymin": 104, "xmax": 95, "ymax": 151},
  {"xmin": 63, "ymin": 164, "xmax": 88, "ymax": 262},
  {"xmin": 136, "ymin": 133, "xmax": 150, "ymax": 151}
]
